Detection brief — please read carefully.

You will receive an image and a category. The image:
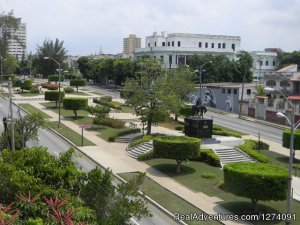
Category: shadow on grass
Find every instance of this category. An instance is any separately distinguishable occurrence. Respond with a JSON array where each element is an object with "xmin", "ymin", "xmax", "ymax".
[
  {"xmin": 219, "ymin": 201, "xmax": 282, "ymax": 224},
  {"xmin": 148, "ymin": 163, "xmax": 196, "ymax": 177},
  {"xmin": 276, "ymin": 155, "xmax": 300, "ymax": 164},
  {"xmin": 64, "ymin": 116, "xmax": 86, "ymax": 120}
]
